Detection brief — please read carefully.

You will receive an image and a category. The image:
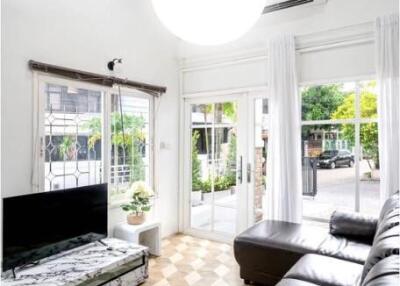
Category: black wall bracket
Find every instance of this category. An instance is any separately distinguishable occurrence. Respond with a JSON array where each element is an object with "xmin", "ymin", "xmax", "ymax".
[{"xmin": 107, "ymin": 58, "xmax": 122, "ymax": 71}]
